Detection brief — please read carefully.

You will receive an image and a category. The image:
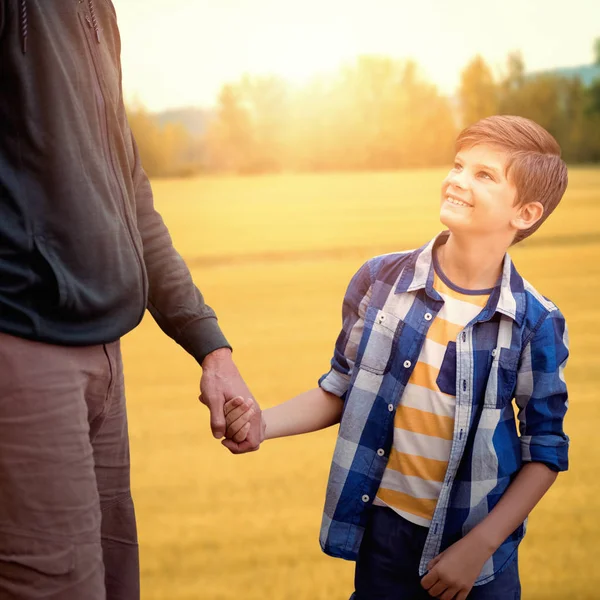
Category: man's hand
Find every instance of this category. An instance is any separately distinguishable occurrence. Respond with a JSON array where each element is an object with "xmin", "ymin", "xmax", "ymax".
[
  {"xmin": 420, "ymin": 533, "xmax": 491, "ymax": 600},
  {"xmin": 199, "ymin": 348, "xmax": 263, "ymax": 452}
]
